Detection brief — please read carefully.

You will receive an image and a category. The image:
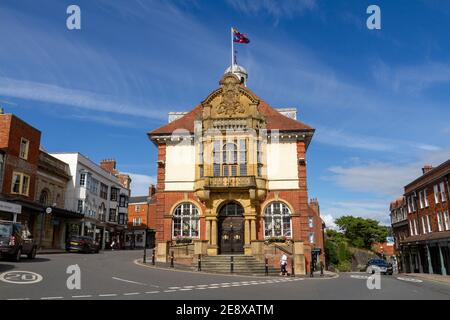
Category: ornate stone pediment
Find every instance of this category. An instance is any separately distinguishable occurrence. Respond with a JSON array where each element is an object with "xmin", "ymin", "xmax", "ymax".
[{"xmin": 201, "ymin": 73, "xmax": 262, "ymax": 122}]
